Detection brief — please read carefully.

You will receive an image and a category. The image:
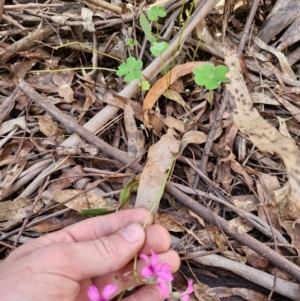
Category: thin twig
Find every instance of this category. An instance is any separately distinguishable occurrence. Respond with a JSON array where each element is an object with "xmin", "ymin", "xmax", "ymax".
[
  {"xmin": 237, "ymin": 0, "xmax": 260, "ymax": 56},
  {"xmin": 199, "ymin": 90, "xmax": 229, "ymax": 174}
]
